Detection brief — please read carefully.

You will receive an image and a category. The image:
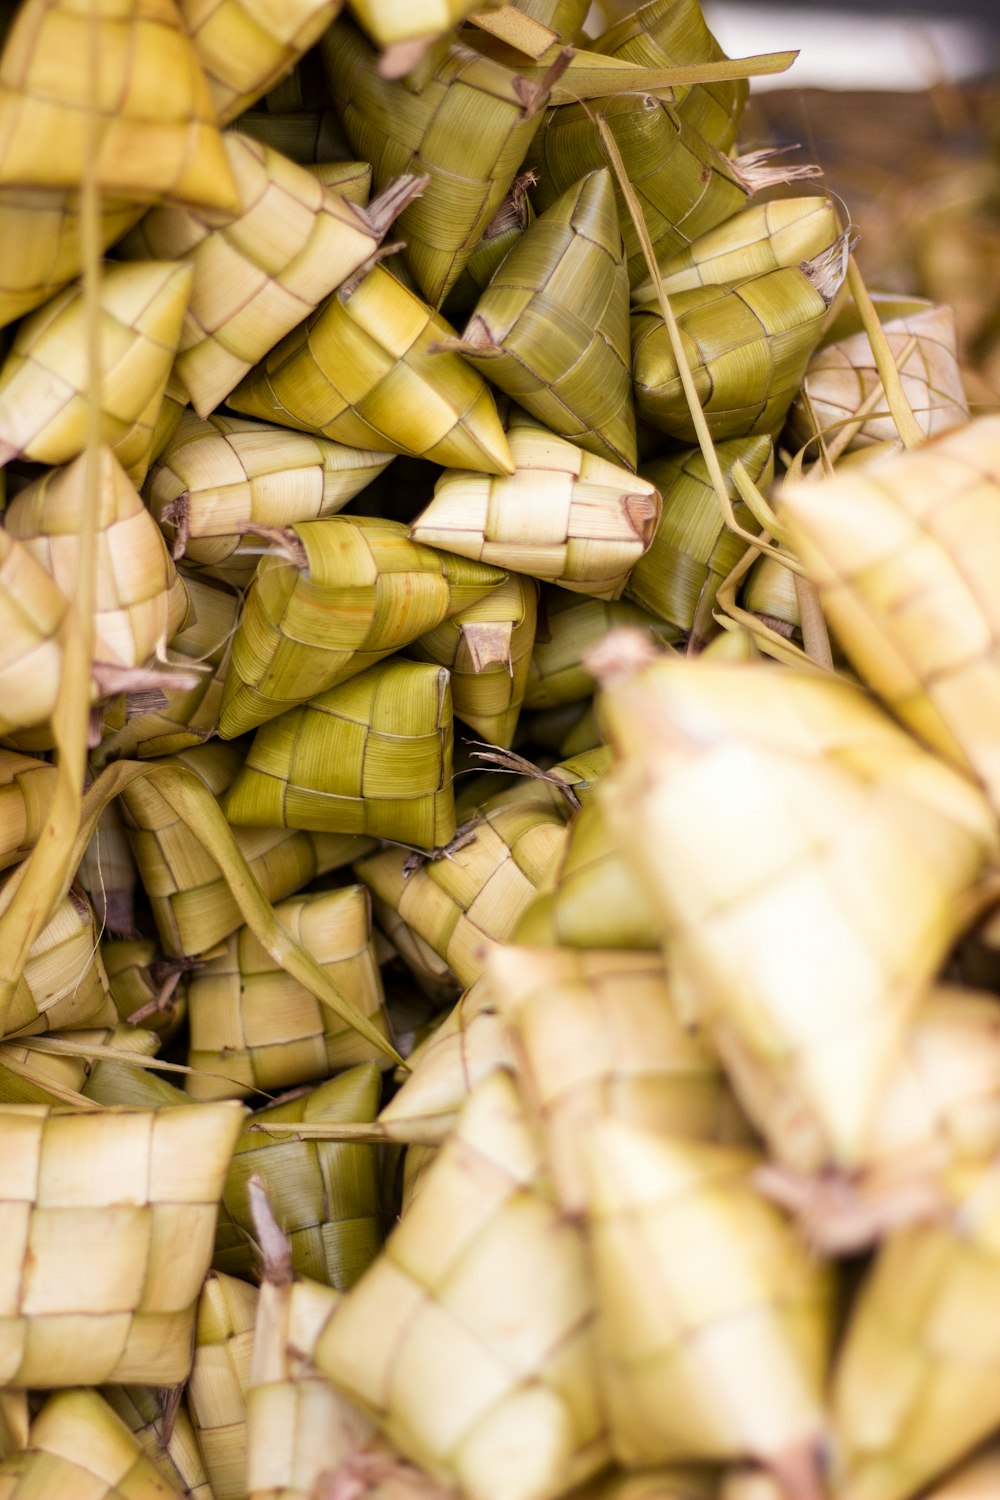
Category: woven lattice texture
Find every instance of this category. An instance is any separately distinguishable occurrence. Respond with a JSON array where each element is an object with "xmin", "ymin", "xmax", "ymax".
[
  {"xmin": 219, "ymin": 514, "xmax": 504, "ymax": 739},
  {"xmin": 632, "ymin": 196, "xmax": 841, "ymax": 304},
  {"xmin": 181, "ymin": 0, "xmax": 343, "ymax": 123},
  {"xmin": 778, "ymin": 415, "xmax": 1000, "ymax": 813},
  {"xmin": 186, "ymin": 885, "xmax": 389, "ymax": 1100},
  {"xmin": 786, "ymin": 301, "xmax": 969, "ymax": 453},
  {"xmin": 409, "ymin": 572, "xmax": 538, "ymax": 750},
  {"xmin": 235, "ymin": 108, "xmax": 350, "ymax": 166},
  {"xmin": 122, "ymin": 135, "xmax": 407, "ymax": 418},
  {"xmin": 523, "ymin": 590, "xmax": 679, "ymax": 710},
  {"xmin": 626, "ymin": 436, "xmax": 773, "ymax": 639},
  {"xmin": 381, "ymin": 974, "xmax": 513, "ymax": 1126},
  {"xmin": 832, "ymin": 1165, "xmax": 1000, "ymax": 1500},
  {"xmin": 0, "ymin": 1100, "xmax": 243, "ymax": 1386},
  {"xmin": 413, "ymin": 416, "xmax": 657, "ymax": 599},
  {"xmin": 146, "ymin": 411, "xmax": 393, "ymax": 587},
  {"xmin": 229, "ymin": 263, "xmax": 513, "ymax": 475},
  {"xmin": 371, "ymin": 898, "xmax": 461, "ymax": 1007},
  {"xmin": 0, "ymin": 1024, "xmax": 110, "ymax": 1106},
  {"xmin": 321, "ymin": 16, "xmax": 546, "ymax": 306},
  {"xmin": 0, "ymin": 0, "xmax": 239, "ymax": 208},
  {"xmin": 444, "ymin": 179, "xmax": 535, "ymax": 324},
  {"xmin": 314, "ymin": 1070, "xmax": 608, "ymax": 1500},
  {"xmin": 5, "ymin": 890, "xmax": 116, "ymax": 1038},
  {"xmin": 189, "ymin": 1272, "xmax": 257, "ymax": 1500},
  {"xmin": 102, "ymin": 938, "xmax": 188, "ymax": 1044},
  {"xmin": 632, "ymin": 261, "xmax": 835, "ymax": 443},
  {"xmin": 526, "ymin": 94, "xmax": 747, "ymax": 289},
  {"xmin": 354, "ymin": 793, "xmax": 571, "ymax": 988},
  {"xmin": 224, "ymin": 658, "xmax": 456, "ymax": 849},
  {"xmin": 0, "ymin": 189, "xmax": 142, "ymax": 331},
  {"xmin": 120, "ymin": 743, "xmax": 370, "ymax": 957},
  {"xmin": 0, "ymin": 1389, "xmax": 194, "ymax": 1500},
  {"xmin": 585, "ymin": 1124, "xmax": 831, "ymax": 1473},
  {"xmin": 0, "ymin": 750, "xmax": 56, "ymax": 874},
  {"xmin": 103, "ymin": 1386, "xmax": 214, "ymax": 1500},
  {"xmin": 6, "ymin": 446, "xmax": 188, "ymax": 669},
  {"xmin": 597, "ymin": 656, "xmax": 998, "ymax": 1169},
  {"xmin": 0, "ymin": 530, "xmax": 69, "ymax": 740},
  {"xmin": 0, "ymin": 260, "xmax": 192, "ymax": 484},
  {"xmin": 458, "ymin": 173, "xmax": 636, "ymax": 469},
  {"xmin": 215, "ymin": 1065, "xmax": 382, "ymax": 1288}
]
